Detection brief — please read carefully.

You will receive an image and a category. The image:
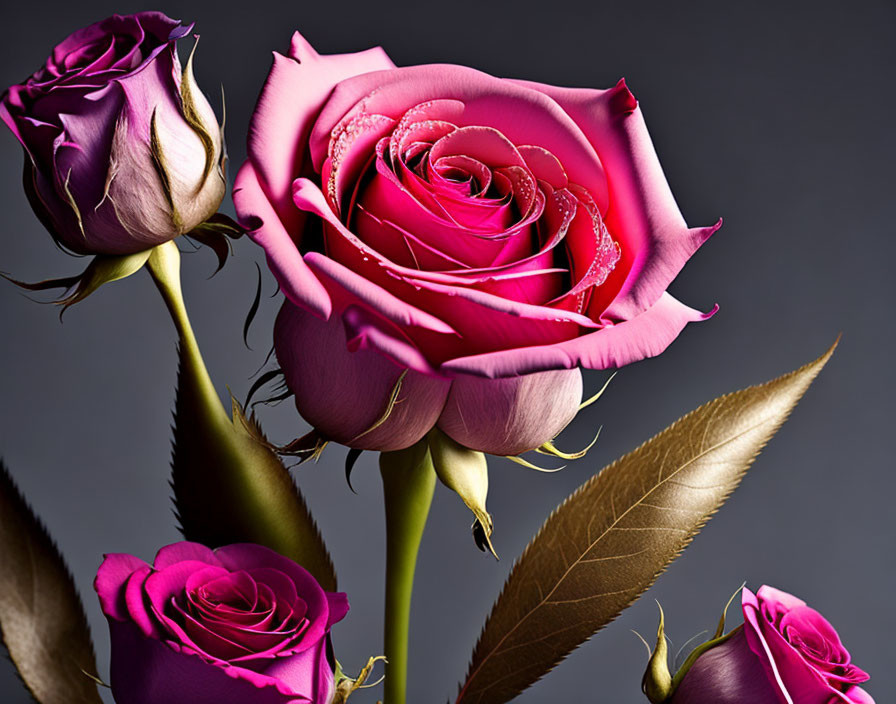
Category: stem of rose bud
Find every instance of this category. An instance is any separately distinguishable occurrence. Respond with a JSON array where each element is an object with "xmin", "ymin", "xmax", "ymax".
[
  {"xmin": 145, "ymin": 240, "xmax": 230, "ymax": 429},
  {"xmin": 380, "ymin": 439, "xmax": 437, "ymax": 704}
]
